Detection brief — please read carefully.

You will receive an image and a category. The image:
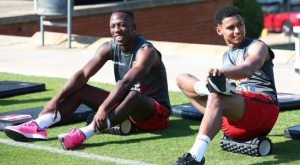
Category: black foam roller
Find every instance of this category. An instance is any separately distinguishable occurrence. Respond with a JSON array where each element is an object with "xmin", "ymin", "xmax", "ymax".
[
  {"xmin": 220, "ymin": 133, "xmax": 272, "ymax": 156},
  {"xmin": 86, "ymin": 113, "xmax": 132, "ymax": 135}
]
